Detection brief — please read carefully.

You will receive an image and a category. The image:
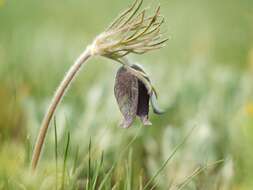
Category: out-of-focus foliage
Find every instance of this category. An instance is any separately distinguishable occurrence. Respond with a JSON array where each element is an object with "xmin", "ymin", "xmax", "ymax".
[{"xmin": 0, "ymin": 0, "xmax": 253, "ymax": 189}]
